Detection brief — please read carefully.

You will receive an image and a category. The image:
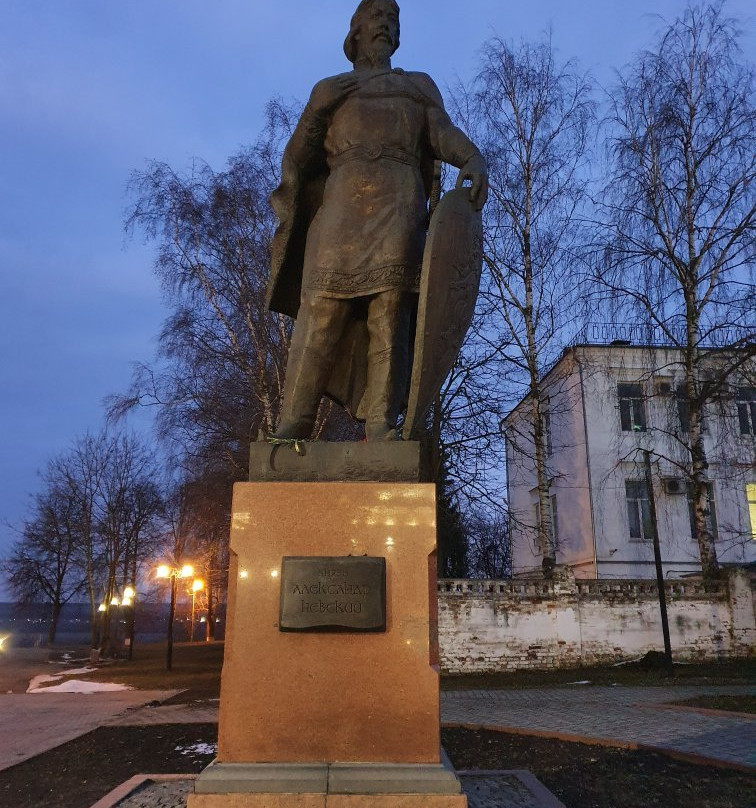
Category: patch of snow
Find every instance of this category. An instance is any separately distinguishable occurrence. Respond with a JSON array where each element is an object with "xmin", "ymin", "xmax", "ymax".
[
  {"xmin": 27, "ymin": 667, "xmax": 112, "ymax": 693},
  {"xmin": 612, "ymin": 657, "xmax": 642, "ymax": 667},
  {"xmin": 29, "ymin": 679, "xmax": 133, "ymax": 694},
  {"xmin": 565, "ymin": 680, "xmax": 591, "ymax": 685},
  {"xmin": 175, "ymin": 742, "xmax": 218, "ymax": 756},
  {"xmin": 27, "ymin": 674, "xmax": 63, "ymax": 692}
]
